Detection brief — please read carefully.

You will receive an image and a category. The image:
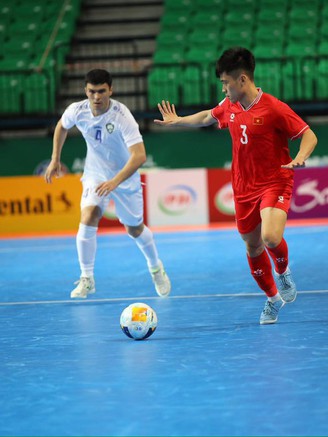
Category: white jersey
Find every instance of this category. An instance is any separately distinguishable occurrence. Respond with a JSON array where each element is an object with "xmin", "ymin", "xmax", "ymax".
[{"xmin": 61, "ymin": 98, "xmax": 143, "ymax": 192}]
